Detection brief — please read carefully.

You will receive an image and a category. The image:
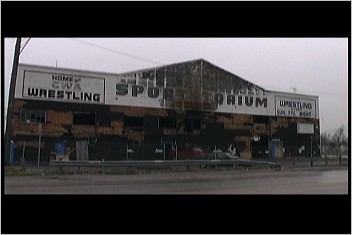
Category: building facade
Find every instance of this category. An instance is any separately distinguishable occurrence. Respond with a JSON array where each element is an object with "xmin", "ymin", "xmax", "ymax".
[{"xmin": 7, "ymin": 59, "xmax": 320, "ymax": 164}]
